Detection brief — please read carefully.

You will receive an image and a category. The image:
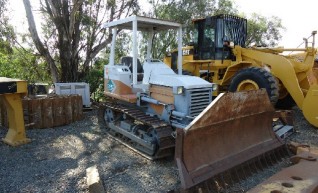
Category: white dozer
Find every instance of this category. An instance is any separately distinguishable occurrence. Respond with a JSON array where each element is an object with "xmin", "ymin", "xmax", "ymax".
[{"xmin": 102, "ymin": 16, "xmax": 287, "ymax": 190}]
